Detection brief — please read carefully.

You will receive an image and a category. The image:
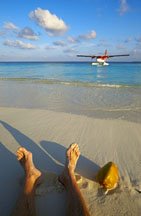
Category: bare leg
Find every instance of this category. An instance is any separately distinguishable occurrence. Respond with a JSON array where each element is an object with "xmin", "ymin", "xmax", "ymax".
[
  {"xmin": 11, "ymin": 147, "xmax": 42, "ymax": 216},
  {"xmin": 59, "ymin": 143, "xmax": 90, "ymax": 216}
]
